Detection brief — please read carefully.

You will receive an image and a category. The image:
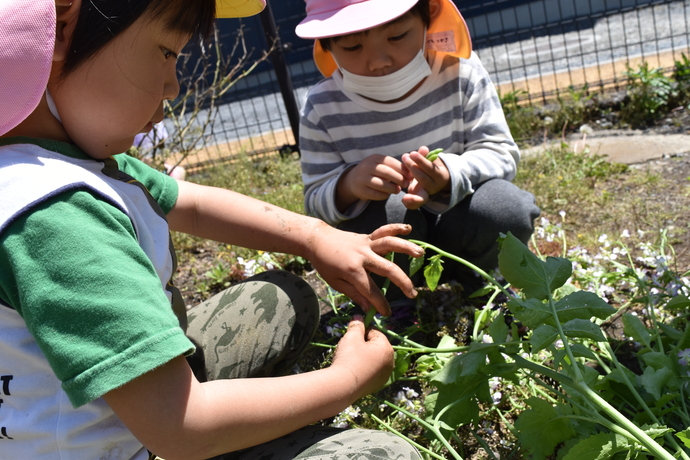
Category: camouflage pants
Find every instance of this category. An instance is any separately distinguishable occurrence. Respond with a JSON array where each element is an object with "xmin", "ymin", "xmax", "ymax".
[{"xmin": 180, "ymin": 270, "xmax": 421, "ymax": 460}]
